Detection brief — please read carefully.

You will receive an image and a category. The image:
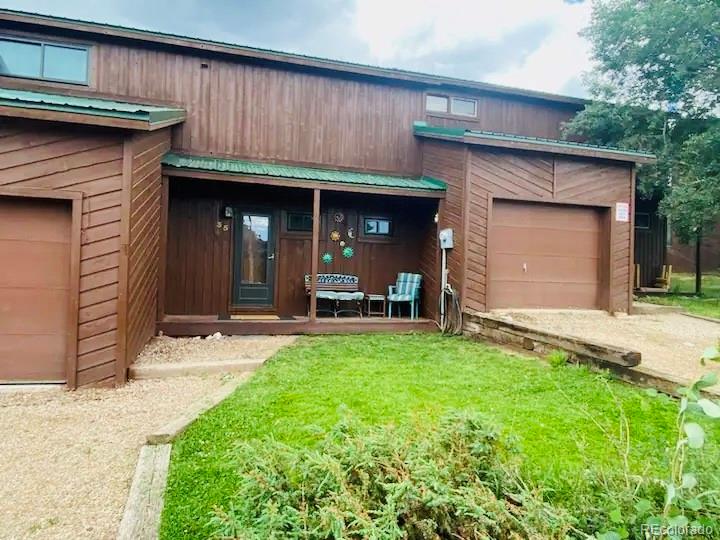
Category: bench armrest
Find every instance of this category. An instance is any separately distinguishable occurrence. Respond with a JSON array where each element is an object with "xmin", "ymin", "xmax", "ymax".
[{"xmin": 388, "ymin": 285, "xmax": 396, "ymax": 295}]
